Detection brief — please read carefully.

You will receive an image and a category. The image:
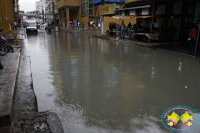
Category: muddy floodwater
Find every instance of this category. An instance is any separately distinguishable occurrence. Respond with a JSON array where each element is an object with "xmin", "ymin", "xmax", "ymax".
[{"xmin": 22, "ymin": 32, "xmax": 200, "ymax": 133}]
